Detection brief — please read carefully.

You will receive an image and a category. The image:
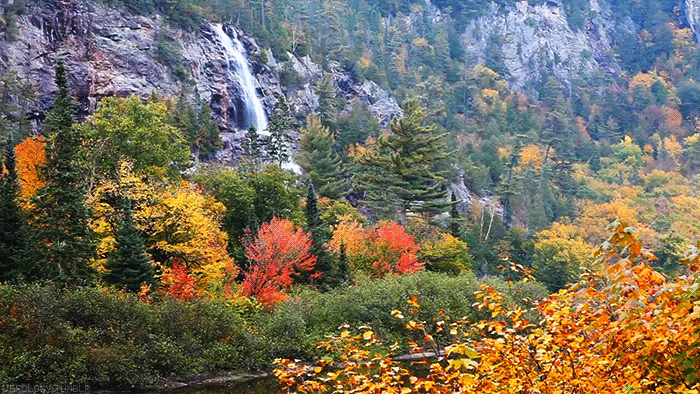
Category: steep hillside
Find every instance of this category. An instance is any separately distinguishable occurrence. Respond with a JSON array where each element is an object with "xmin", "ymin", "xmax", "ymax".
[{"xmin": 0, "ymin": 0, "xmax": 400, "ymax": 161}]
